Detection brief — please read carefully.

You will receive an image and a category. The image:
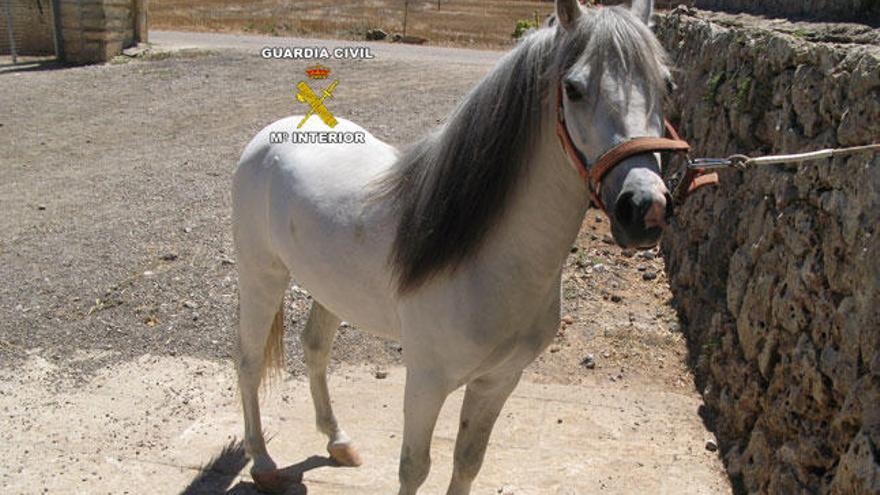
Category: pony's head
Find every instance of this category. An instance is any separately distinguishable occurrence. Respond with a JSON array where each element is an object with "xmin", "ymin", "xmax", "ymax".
[{"xmin": 554, "ymin": 0, "xmax": 673, "ymax": 249}]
